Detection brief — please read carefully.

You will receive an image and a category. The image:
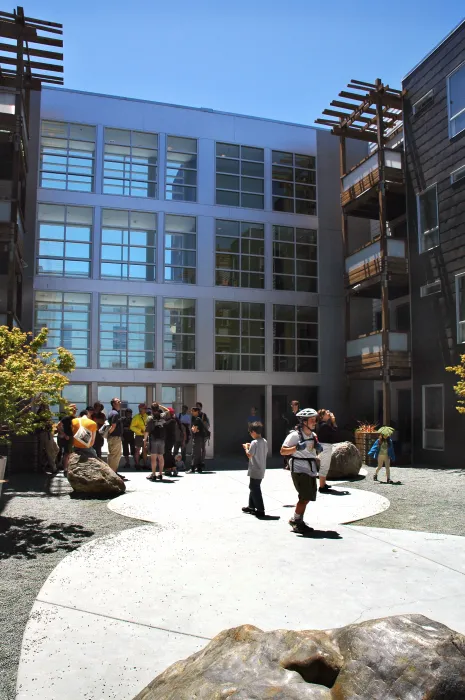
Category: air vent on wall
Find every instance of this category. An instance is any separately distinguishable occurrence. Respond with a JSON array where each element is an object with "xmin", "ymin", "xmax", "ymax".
[
  {"xmin": 412, "ymin": 90, "xmax": 434, "ymax": 116},
  {"xmin": 451, "ymin": 164, "xmax": 465, "ymax": 184},
  {"xmin": 420, "ymin": 279, "xmax": 441, "ymax": 297}
]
